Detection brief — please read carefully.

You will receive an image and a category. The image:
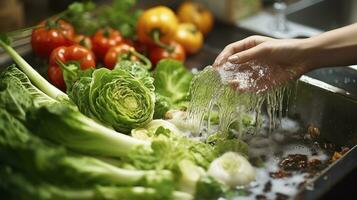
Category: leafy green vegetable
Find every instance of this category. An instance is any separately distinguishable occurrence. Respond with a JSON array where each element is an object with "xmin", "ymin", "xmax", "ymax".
[
  {"xmin": 215, "ymin": 139, "xmax": 248, "ymax": 157},
  {"xmin": 132, "ymin": 126, "xmax": 224, "ymax": 198},
  {"xmin": 0, "ymin": 106, "xmax": 173, "ymax": 188},
  {"xmin": 63, "ymin": 61, "xmax": 155, "ymax": 133},
  {"xmin": 131, "ymin": 119, "xmax": 183, "ymax": 140},
  {"xmin": 0, "ymin": 40, "xmax": 68, "ymax": 102},
  {"xmin": 208, "ymin": 152, "xmax": 256, "ymax": 188},
  {"xmin": 0, "ymin": 165, "xmax": 191, "ymax": 200},
  {"xmin": 0, "ymin": 71, "xmax": 188, "ymax": 200},
  {"xmin": 0, "ymin": 38, "xmax": 224, "ymax": 196},
  {"xmin": 1, "ymin": 38, "xmax": 155, "ymax": 134},
  {"xmin": 154, "ymin": 93, "xmax": 172, "ymax": 119},
  {"xmin": 63, "ymin": 0, "xmax": 141, "ymax": 37},
  {"xmin": 128, "ymin": 127, "xmax": 217, "ymax": 171},
  {"xmin": 98, "ymin": 0, "xmax": 142, "ymax": 38},
  {"xmin": 153, "ymin": 59, "xmax": 193, "ymax": 104},
  {"xmin": 27, "ymin": 103, "xmax": 149, "ymax": 158},
  {"xmin": 0, "ymin": 67, "xmax": 34, "ymax": 120},
  {"xmin": 177, "ymin": 160, "xmax": 206, "ymax": 195},
  {"xmin": 195, "ymin": 176, "xmax": 226, "ymax": 200},
  {"xmin": 0, "ymin": 65, "xmax": 150, "ymax": 160},
  {"xmin": 0, "ymin": 165, "xmax": 97, "ymax": 200},
  {"xmin": 207, "ymin": 132, "xmax": 248, "ymax": 157},
  {"xmin": 96, "ymin": 186, "xmax": 193, "ymax": 200},
  {"xmin": 63, "ymin": 1, "xmax": 98, "ymax": 35},
  {"xmin": 114, "ymin": 60, "xmax": 151, "ymax": 80},
  {"xmin": 0, "ymin": 30, "xmax": 258, "ymax": 199},
  {"xmin": 0, "ymin": 65, "xmax": 57, "ymax": 106},
  {"xmin": 89, "ymin": 67, "xmax": 154, "ymax": 132}
]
